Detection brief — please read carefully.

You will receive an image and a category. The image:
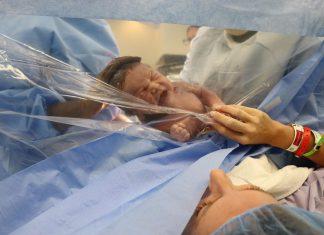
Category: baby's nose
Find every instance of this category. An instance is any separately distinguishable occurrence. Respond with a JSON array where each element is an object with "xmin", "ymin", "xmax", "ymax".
[{"xmin": 153, "ymin": 75, "xmax": 172, "ymax": 89}]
